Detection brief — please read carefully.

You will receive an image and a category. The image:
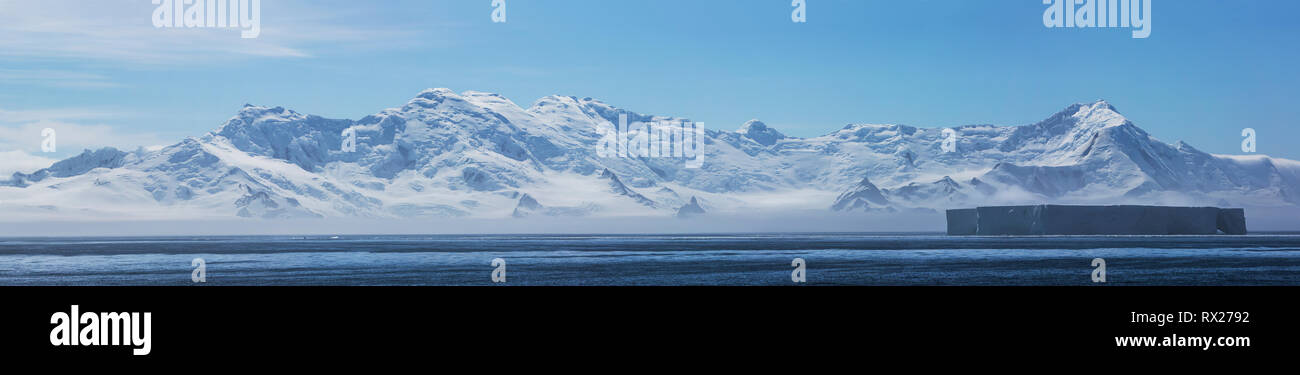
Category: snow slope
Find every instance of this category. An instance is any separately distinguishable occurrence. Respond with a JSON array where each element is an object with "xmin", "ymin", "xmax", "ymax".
[{"xmin": 2, "ymin": 91, "xmax": 1297, "ymax": 221}]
